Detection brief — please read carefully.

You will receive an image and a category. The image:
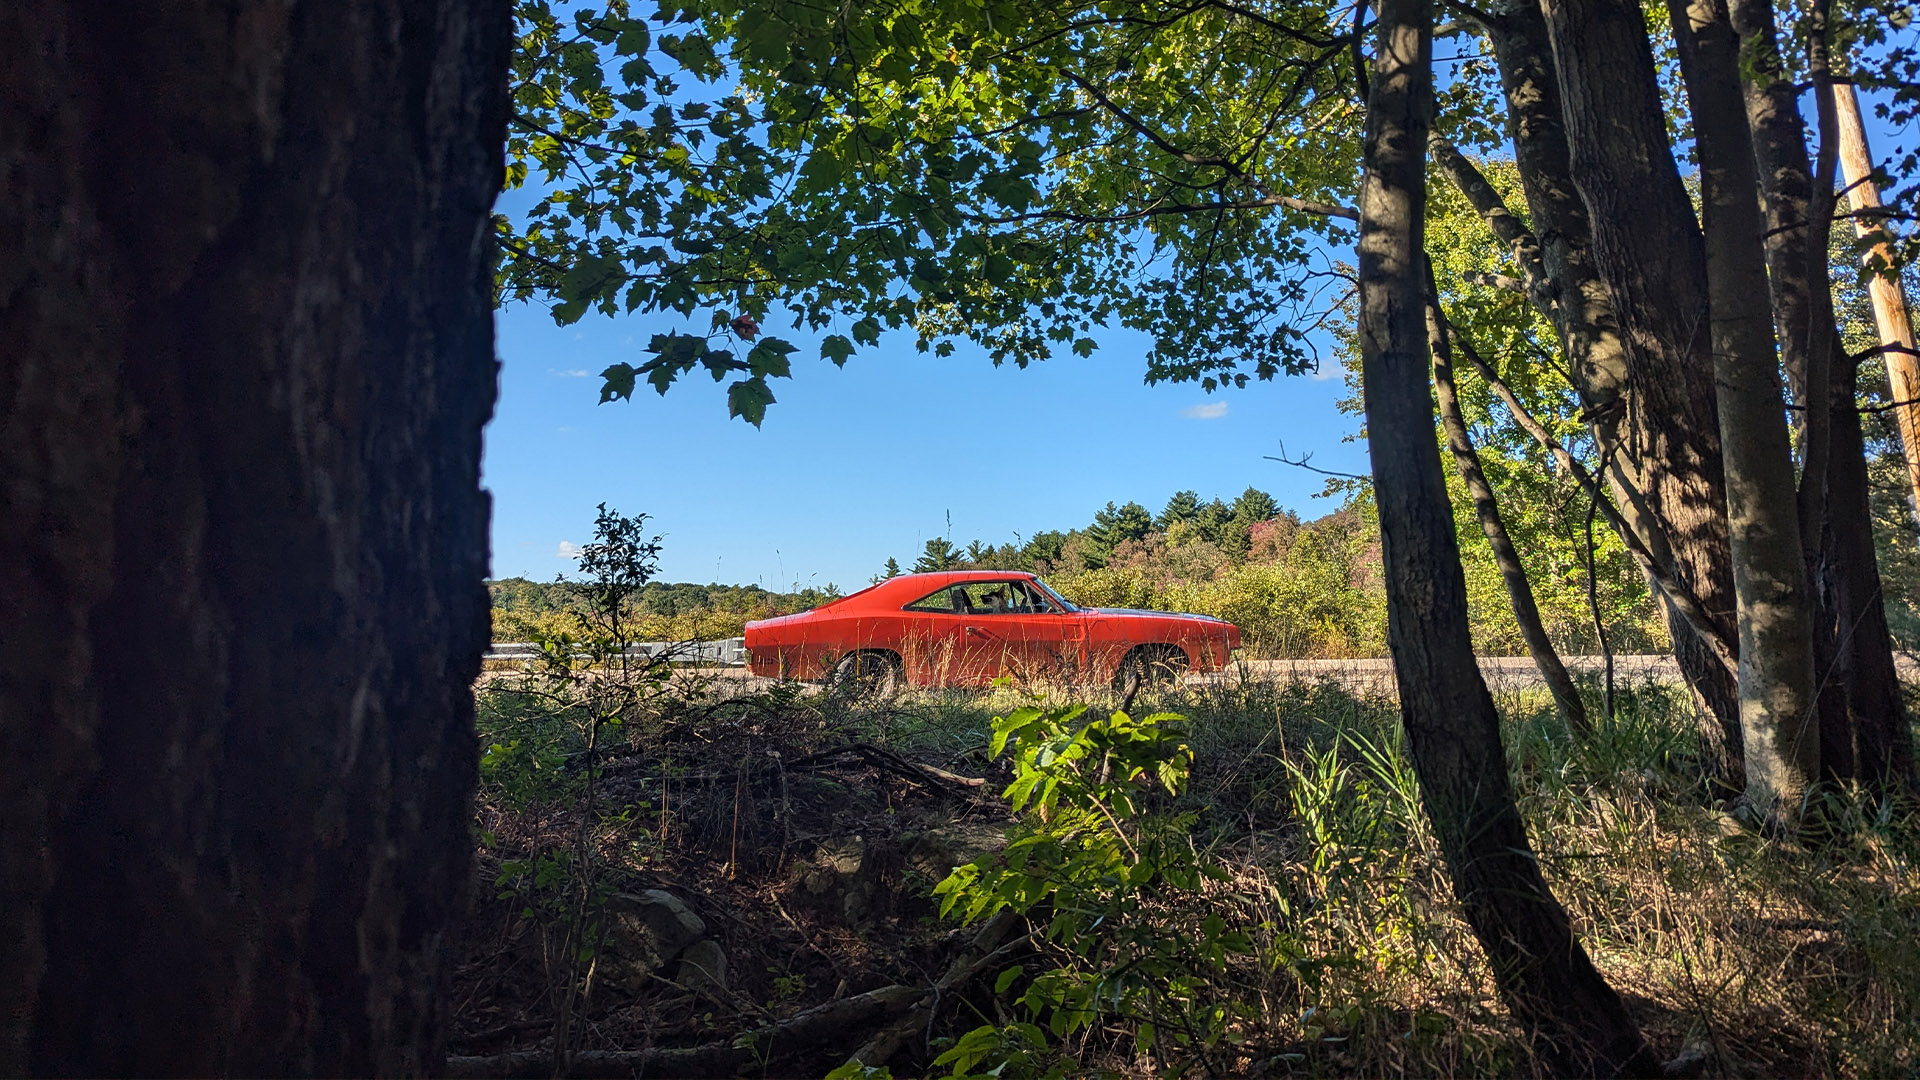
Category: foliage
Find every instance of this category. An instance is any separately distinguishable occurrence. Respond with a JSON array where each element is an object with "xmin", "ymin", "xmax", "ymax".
[
  {"xmin": 913, "ymin": 537, "xmax": 962, "ymax": 573},
  {"xmin": 489, "ymin": 573, "xmax": 841, "ymax": 643},
  {"xmin": 478, "ymin": 505, "xmax": 680, "ymax": 1066},
  {"xmin": 499, "ymin": 0, "xmax": 1410, "ymax": 429},
  {"xmin": 931, "ymin": 703, "xmax": 1261, "ymax": 1076}
]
